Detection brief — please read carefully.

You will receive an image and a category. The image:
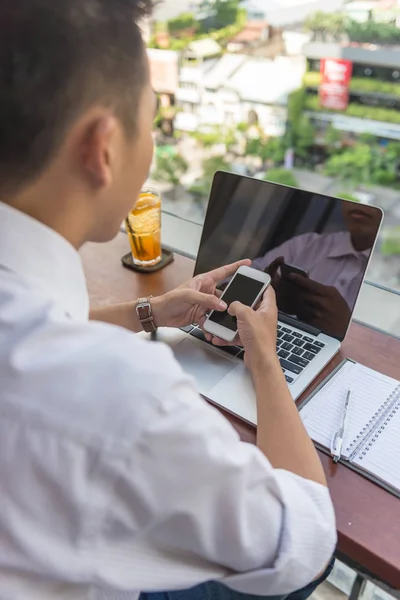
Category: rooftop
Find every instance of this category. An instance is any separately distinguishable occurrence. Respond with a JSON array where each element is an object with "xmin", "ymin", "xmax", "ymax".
[
  {"xmin": 303, "ymin": 40, "xmax": 400, "ymax": 68},
  {"xmin": 230, "ymin": 20, "xmax": 270, "ymax": 44},
  {"xmin": 186, "ymin": 38, "xmax": 222, "ymax": 58},
  {"xmin": 207, "ymin": 55, "xmax": 305, "ymax": 105},
  {"xmin": 202, "ymin": 54, "xmax": 247, "ymax": 89}
]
